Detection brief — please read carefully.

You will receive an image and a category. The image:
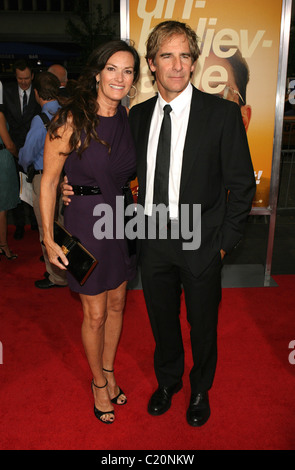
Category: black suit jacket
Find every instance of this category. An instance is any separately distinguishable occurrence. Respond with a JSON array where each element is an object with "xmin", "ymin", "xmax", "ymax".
[
  {"xmin": 3, "ymin": 82, "xmax": 41, "ymax": 150},
  {"xmin": 129, "ymin": 85, "xmax": 256, "ymax": 277}
]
